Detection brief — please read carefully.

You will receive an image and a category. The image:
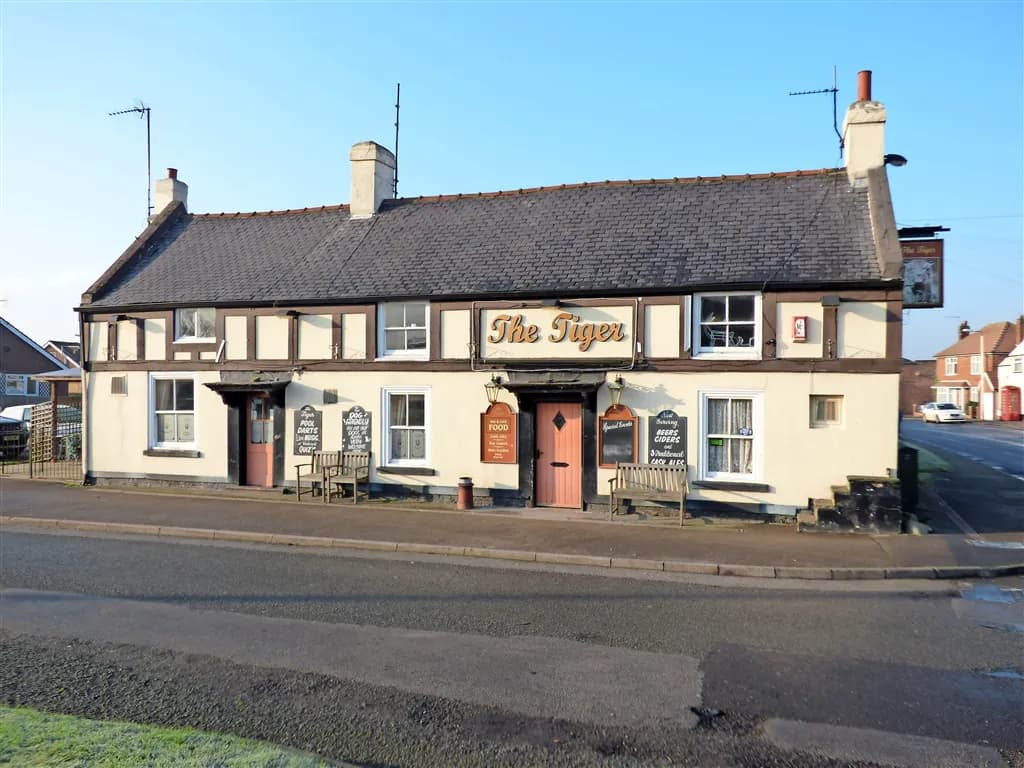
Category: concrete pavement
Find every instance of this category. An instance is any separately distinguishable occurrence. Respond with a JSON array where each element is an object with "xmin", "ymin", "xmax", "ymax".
[{"xmin": 2, "ymin": 478, "xmax": 1022, "ymax": 580}]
